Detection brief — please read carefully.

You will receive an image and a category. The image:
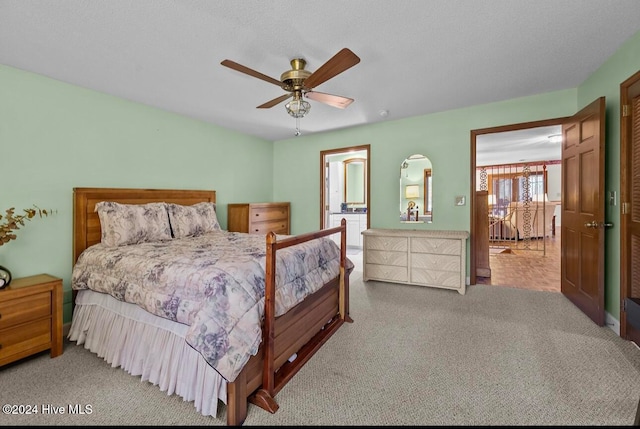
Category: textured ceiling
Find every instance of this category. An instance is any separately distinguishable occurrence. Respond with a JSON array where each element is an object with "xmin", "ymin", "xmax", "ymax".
[{"xmin": 1, "ymin": 0, "xmax": 639, "ymax": 157}]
